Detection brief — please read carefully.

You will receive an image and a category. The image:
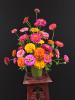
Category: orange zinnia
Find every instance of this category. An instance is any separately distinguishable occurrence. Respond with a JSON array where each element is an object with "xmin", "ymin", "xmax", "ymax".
[
  {"xmin": 48, "ymin": 40, "xmax": 54, "ymax": 45},
  {"xmin": 34, "ymin": 48, "xmax": 45, "ymax": 60},
  {"xmin": 49, "ymin": 52, "xmax": 54, "ymax": 58},
  {"xmin": 17, "ymin": 57, "xmax": 25, "ymax": 67},
  {"xmin": 12, "ymin": 50, "xmax": 16, "ymax": 57}
]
